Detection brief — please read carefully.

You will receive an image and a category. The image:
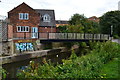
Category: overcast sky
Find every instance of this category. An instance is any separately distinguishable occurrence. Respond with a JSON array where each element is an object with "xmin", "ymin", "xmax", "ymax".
[{"xmin": 0, "ymin": 0, "xmax": 120, "ymax": 20}]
